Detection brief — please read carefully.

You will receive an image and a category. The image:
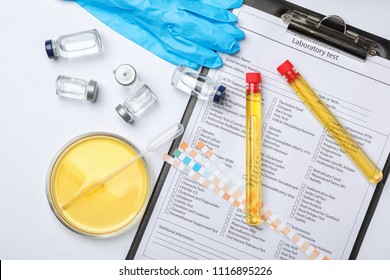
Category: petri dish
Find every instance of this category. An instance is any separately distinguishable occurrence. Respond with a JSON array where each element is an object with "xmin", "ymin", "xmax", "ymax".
[{"xmin": 46, "ymin": 132, "xmax": 151, "ymax": 237}]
